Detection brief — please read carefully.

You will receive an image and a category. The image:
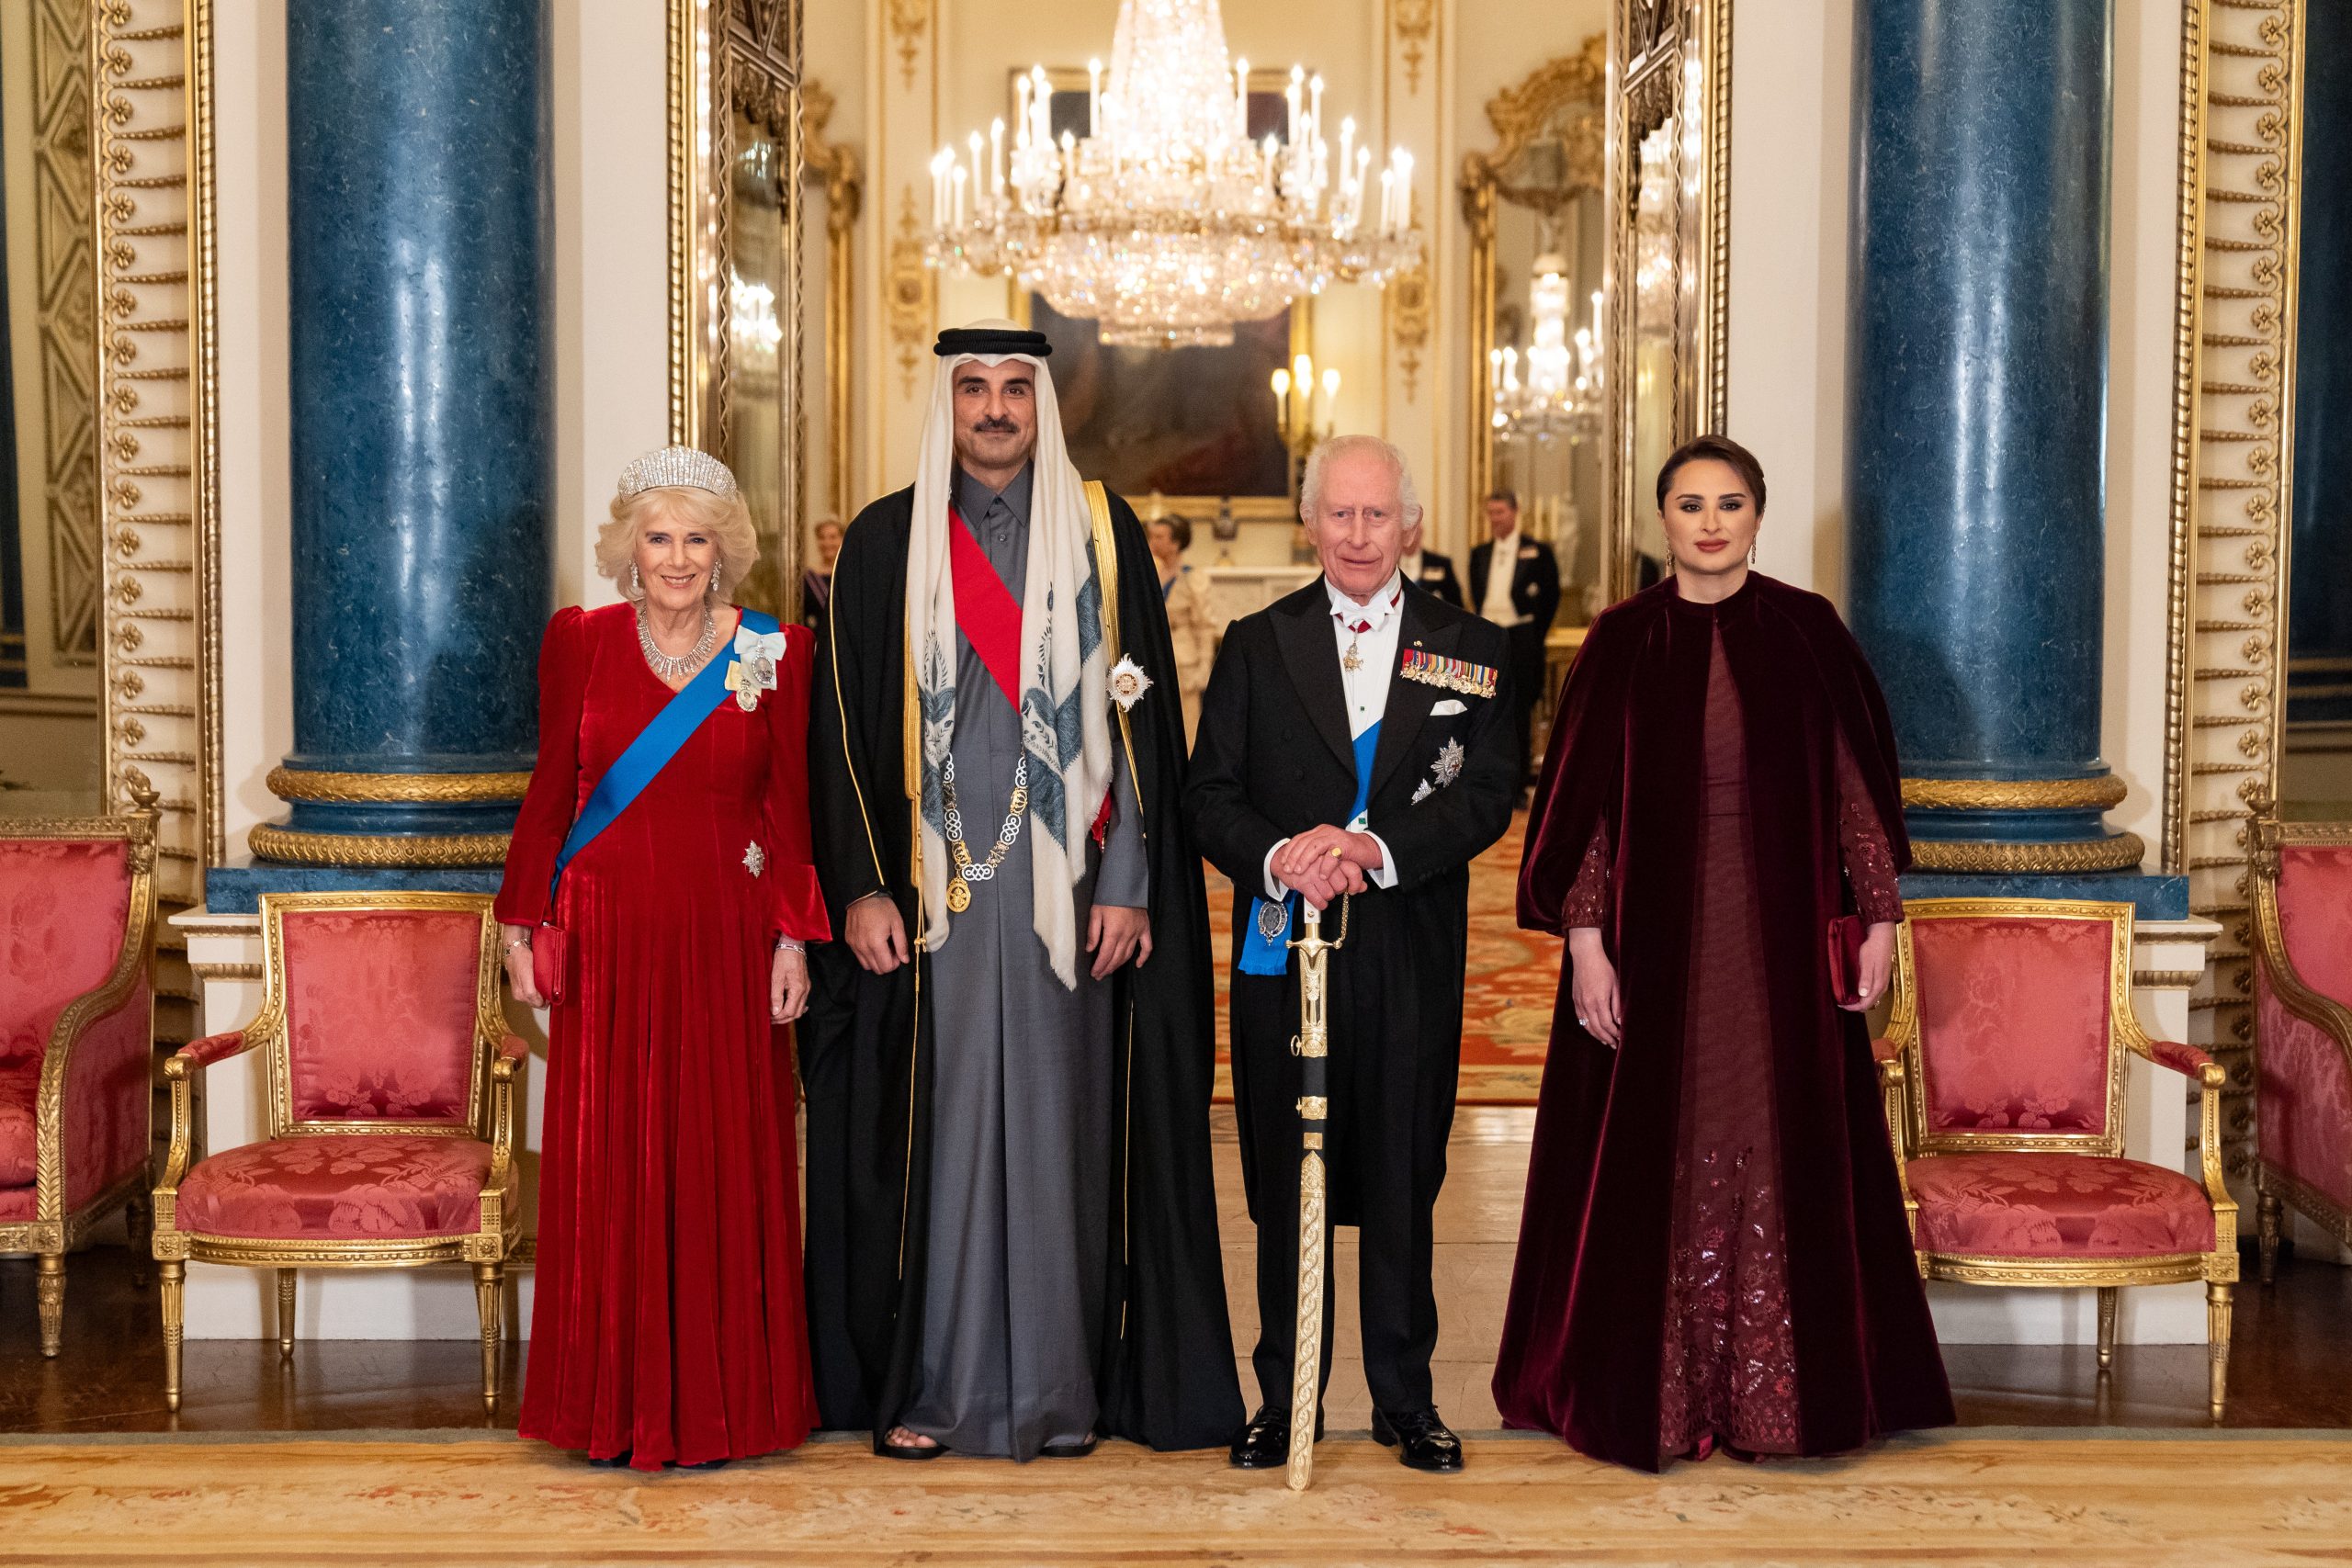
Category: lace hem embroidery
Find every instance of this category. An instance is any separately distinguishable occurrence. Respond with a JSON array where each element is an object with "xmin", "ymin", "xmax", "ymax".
[{"xmin": 1657, "ymin": 1145, "xmax": 1801, "ymax": 1460}]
